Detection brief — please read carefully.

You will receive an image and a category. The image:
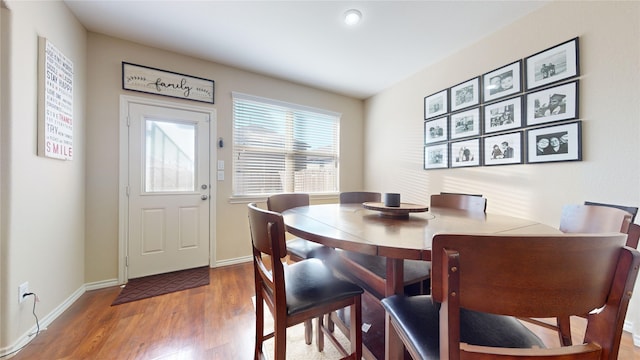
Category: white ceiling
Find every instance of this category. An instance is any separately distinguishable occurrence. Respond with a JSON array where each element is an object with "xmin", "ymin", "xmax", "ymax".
[{"xmin": 64, "ymin": 0, "xmax": 549, "ymax": 99}]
